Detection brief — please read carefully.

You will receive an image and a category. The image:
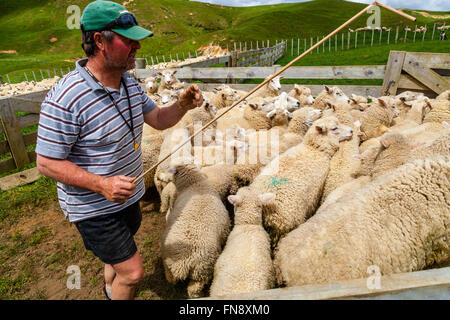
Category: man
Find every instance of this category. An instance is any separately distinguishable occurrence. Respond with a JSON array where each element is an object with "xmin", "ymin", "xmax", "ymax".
[{"xmin": 35, "ymin": 0, "xmax": 203, "ymax": 300}]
